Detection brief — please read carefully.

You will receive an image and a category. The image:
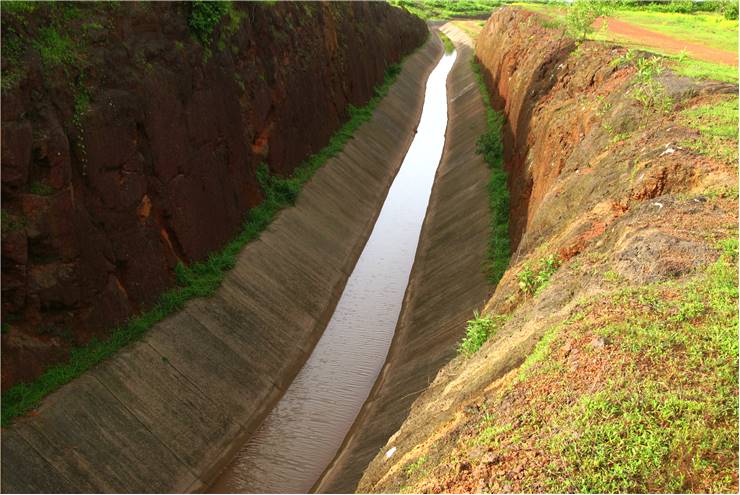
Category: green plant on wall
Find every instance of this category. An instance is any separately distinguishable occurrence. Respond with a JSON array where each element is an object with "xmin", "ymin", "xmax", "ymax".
[
  {"xmin": 459, "ymin": 311, "xmax": 502, "ymax": 356},
  {"xmin": 188, "ymin": 0, "xmax": 230, "ymax": 46},
  {"xmin": 565, "ymin": 0, "xmax": 613, "ymax": 41},
  {"xmin": 631, "ymin": 56, "xmax": 672, "ymax": 112}
]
